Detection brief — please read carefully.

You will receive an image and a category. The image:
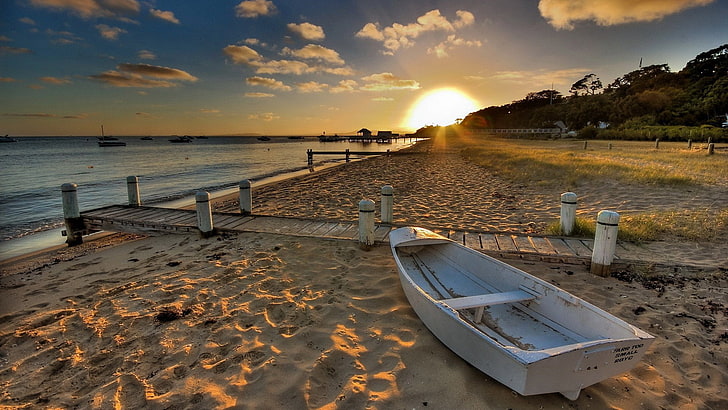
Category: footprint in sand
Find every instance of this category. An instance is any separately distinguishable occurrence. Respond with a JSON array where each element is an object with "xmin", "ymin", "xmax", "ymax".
[
  {"xmin": 306, "ymin": 350, "xmax": 359, "ymax": 408},
  {"xmin": 264, "ymin": 302, "xmax": 315, "ymax": 336}
]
